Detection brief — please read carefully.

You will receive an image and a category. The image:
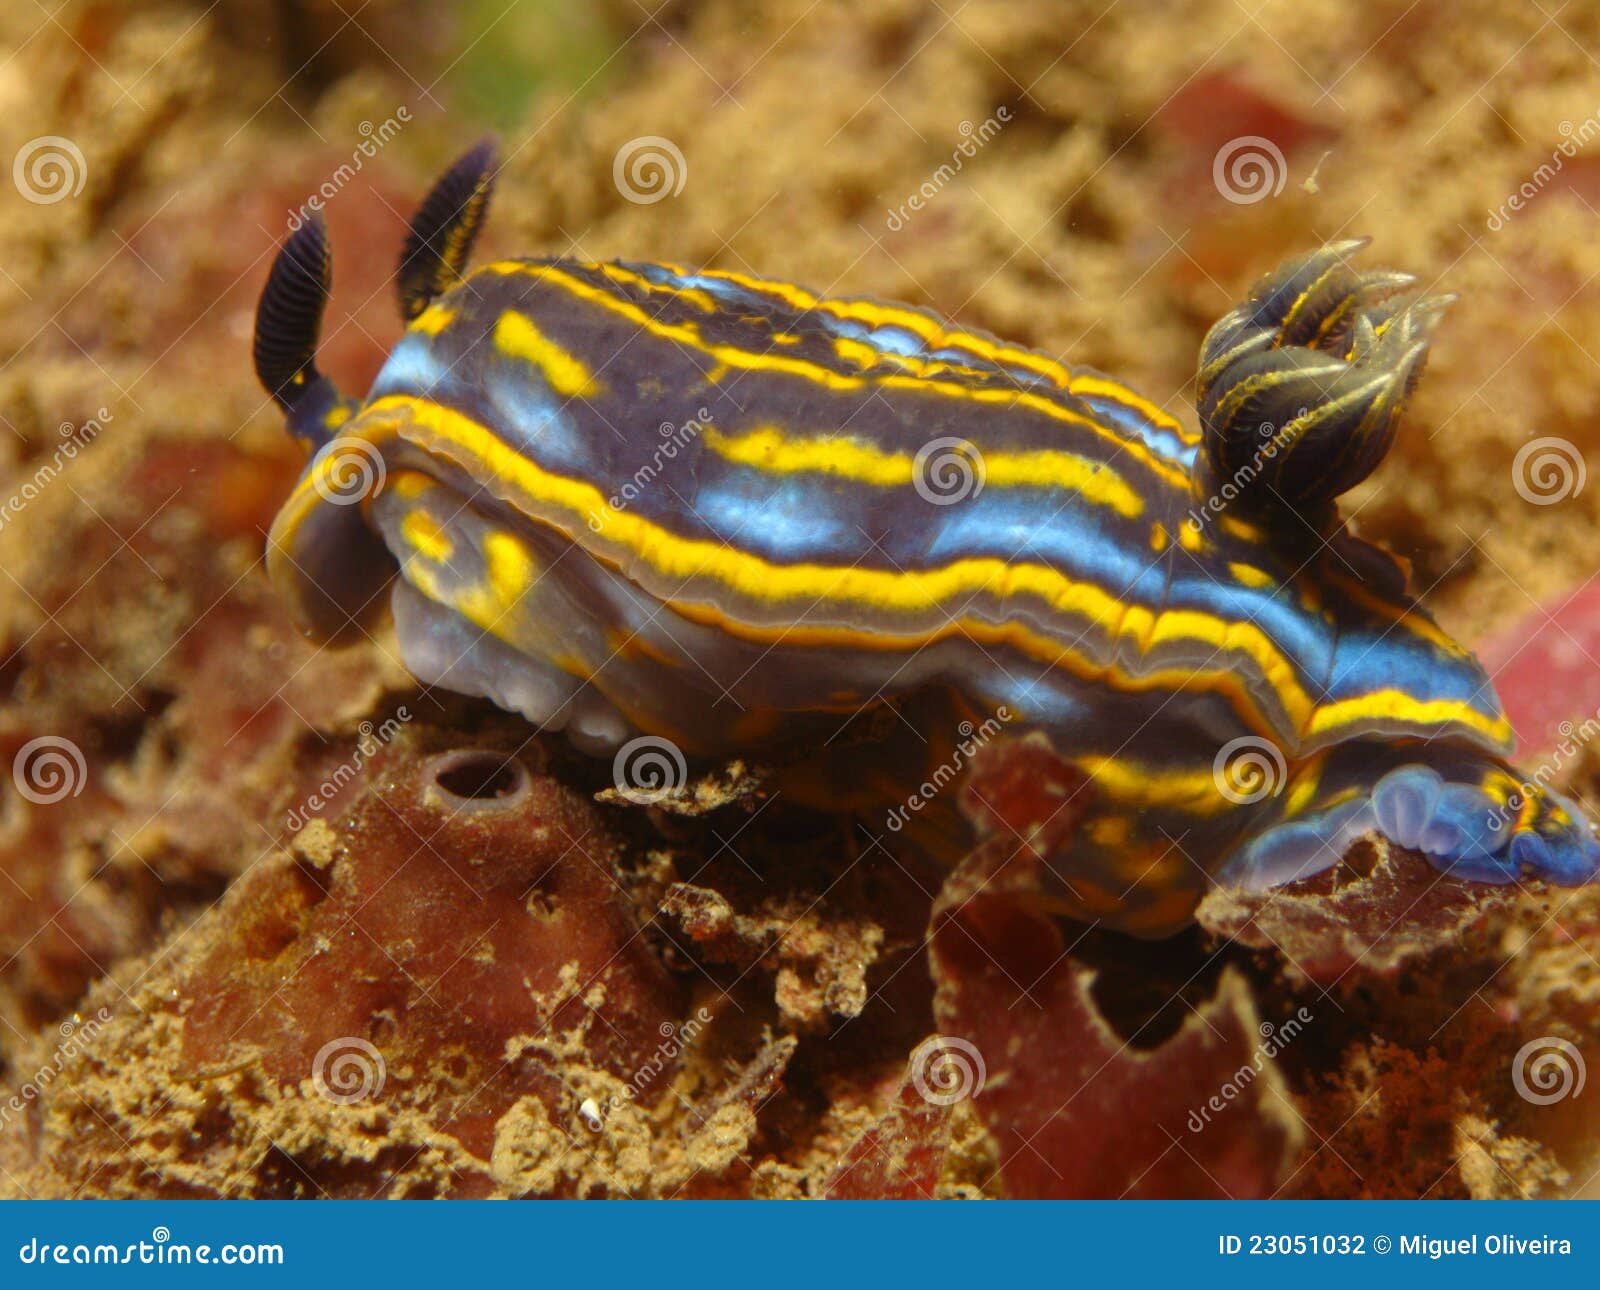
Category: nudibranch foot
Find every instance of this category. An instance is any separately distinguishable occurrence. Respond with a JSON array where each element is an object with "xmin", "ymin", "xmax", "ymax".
[{"xmin": 1219, "ymin": 744, "xmax": 1600, "ymax": 893}]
